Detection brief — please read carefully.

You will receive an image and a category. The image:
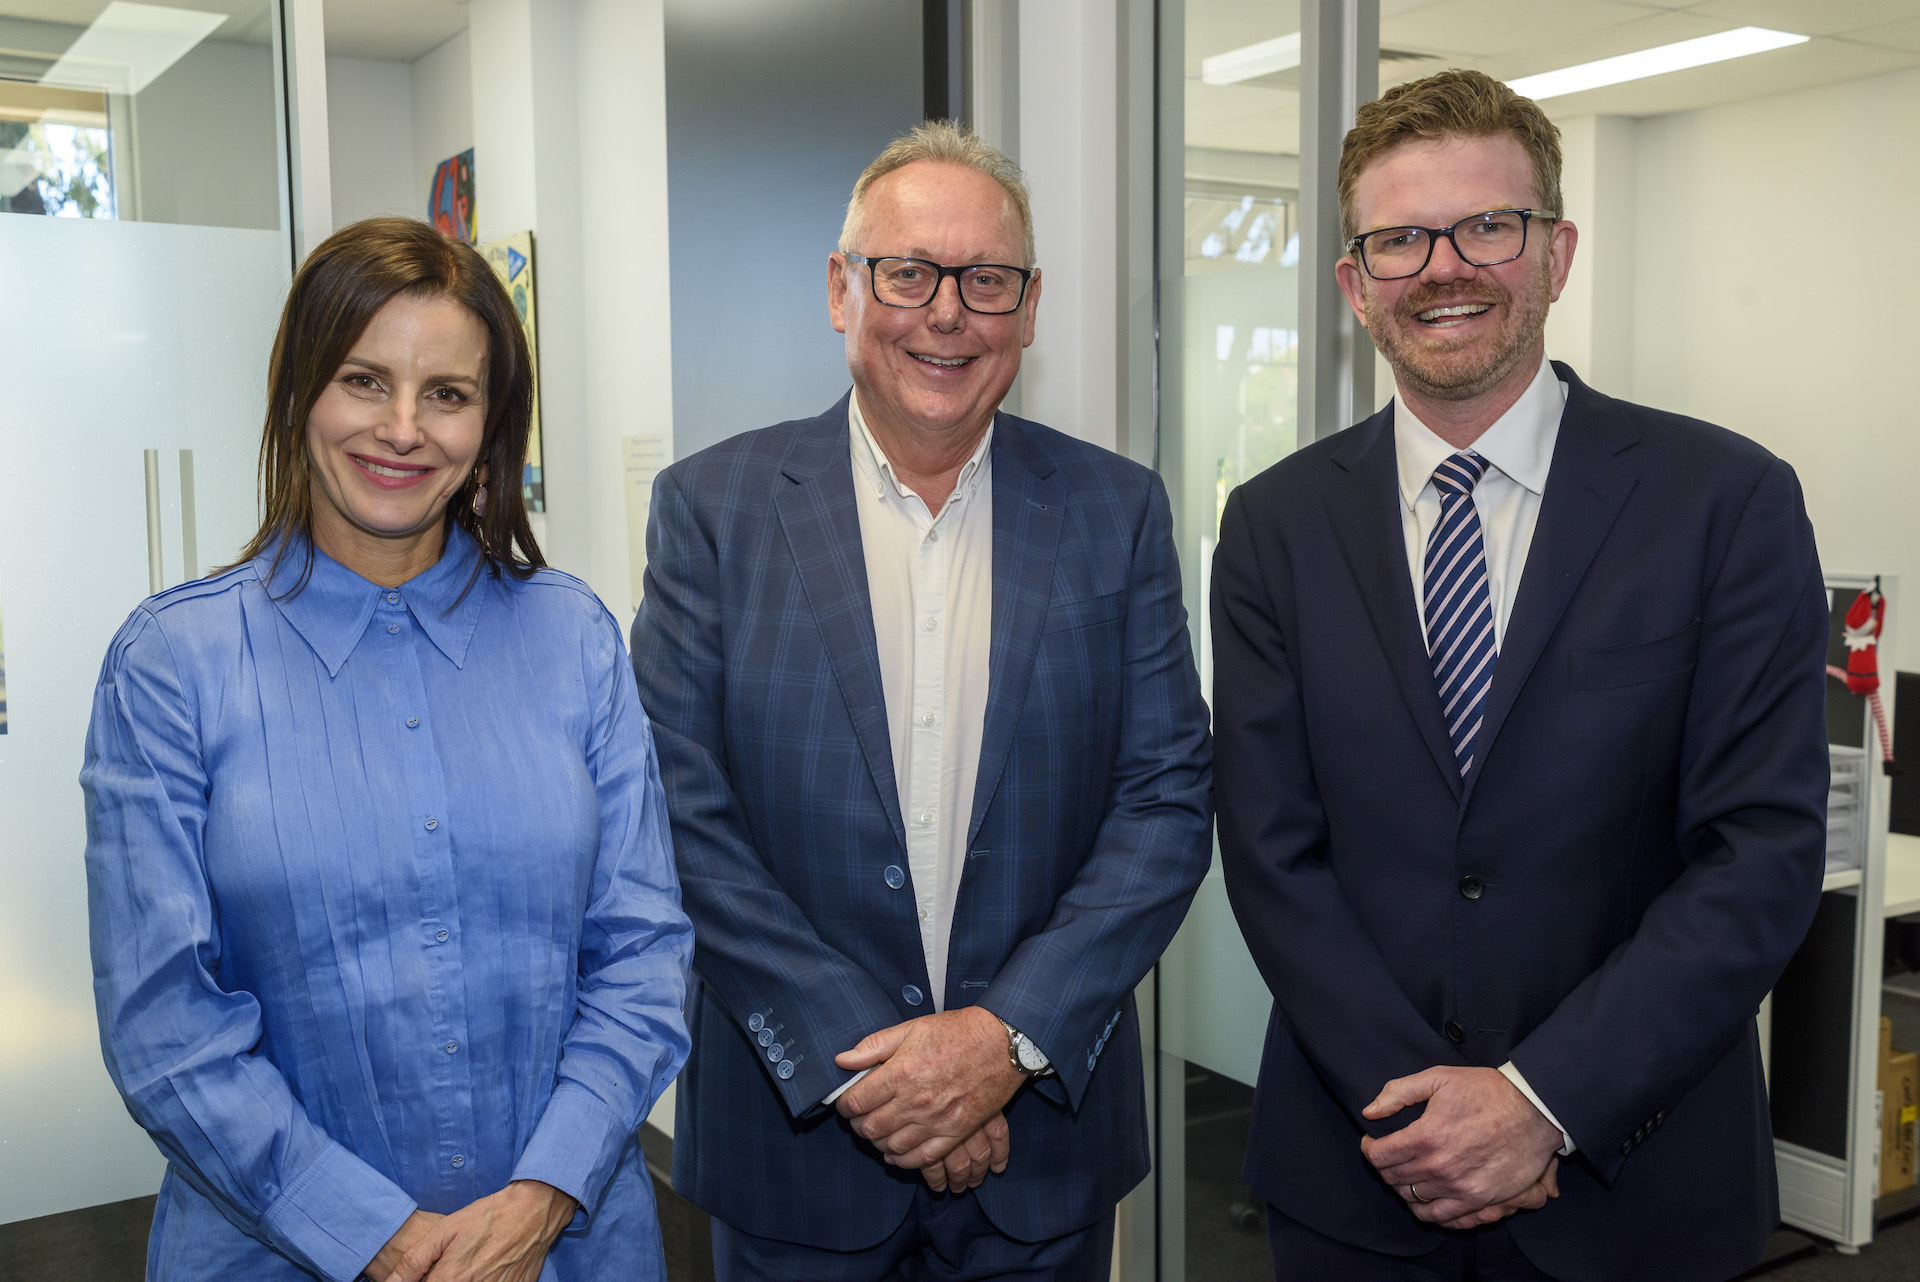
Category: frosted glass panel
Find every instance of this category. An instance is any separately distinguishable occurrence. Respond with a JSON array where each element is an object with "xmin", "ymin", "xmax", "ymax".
[{"xmin": 0, "ymin": 215, "xmax": 287, "ymax": 1222}]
